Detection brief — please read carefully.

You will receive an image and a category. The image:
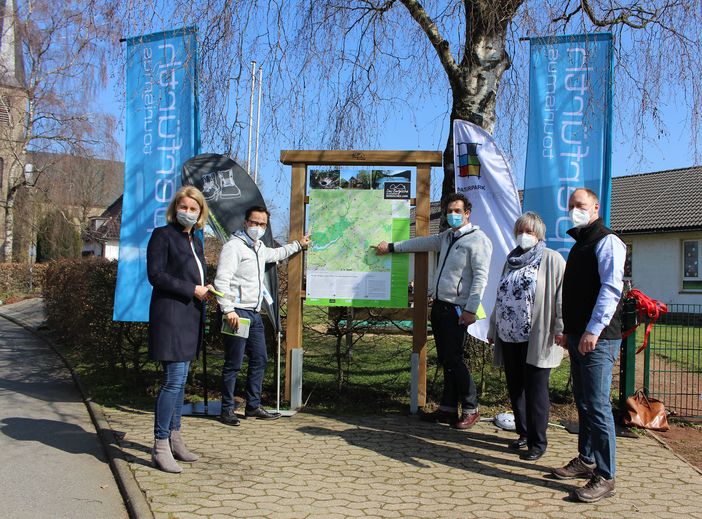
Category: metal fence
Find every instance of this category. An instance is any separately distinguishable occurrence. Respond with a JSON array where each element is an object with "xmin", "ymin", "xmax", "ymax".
[{"xmin": 644, "ymin": 304, "xmax": 702, "ymax": 420}]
